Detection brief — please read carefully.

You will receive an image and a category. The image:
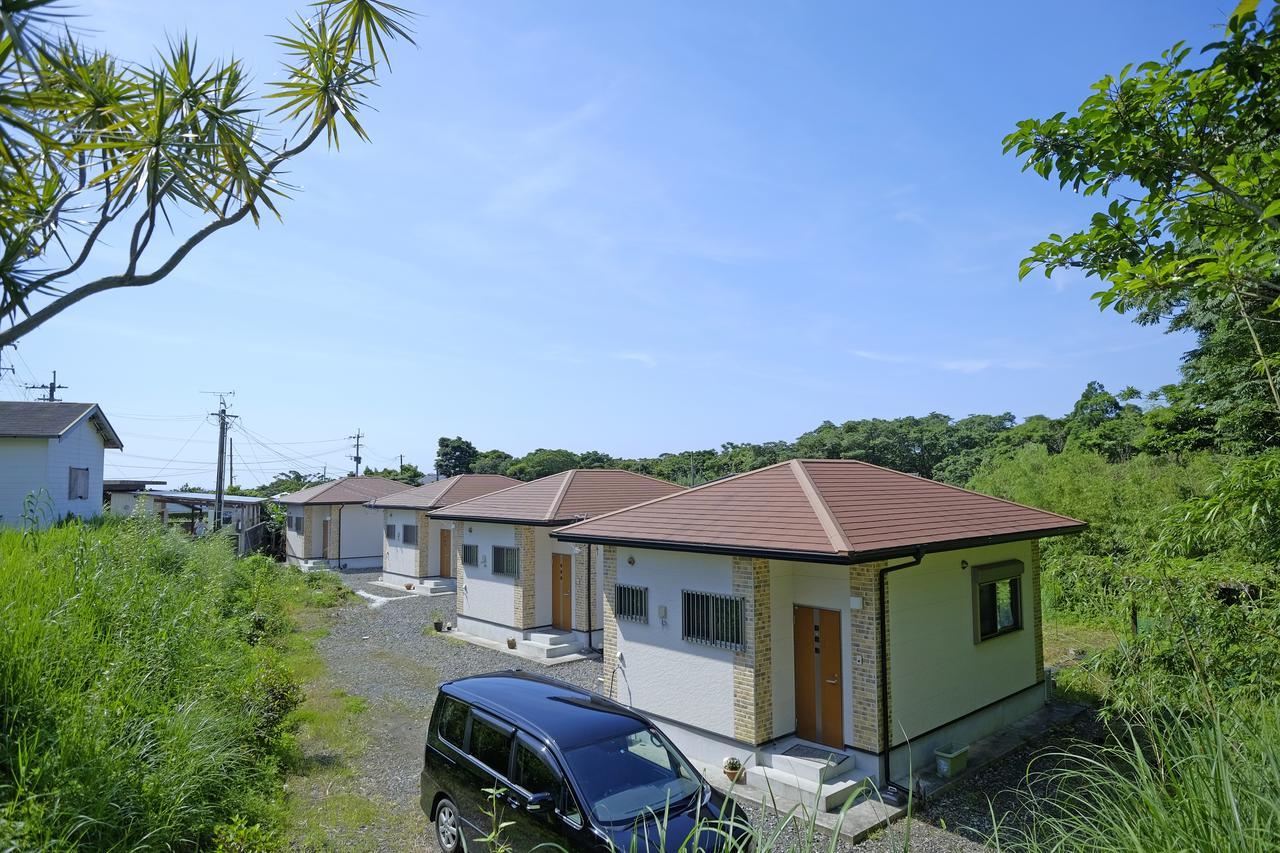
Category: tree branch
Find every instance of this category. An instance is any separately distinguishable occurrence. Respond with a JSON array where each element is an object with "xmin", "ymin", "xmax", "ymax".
[{"xmin": 0, "ymin": 114, "xmax": 332, "ymax": 348}]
